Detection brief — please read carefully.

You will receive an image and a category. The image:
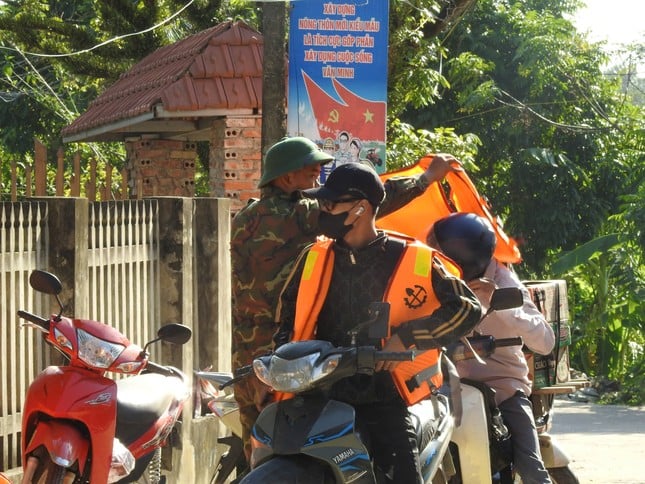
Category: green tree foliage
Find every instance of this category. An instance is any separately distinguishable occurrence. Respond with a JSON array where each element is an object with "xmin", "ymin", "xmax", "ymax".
[
  {"xmin": 403, "ymin": 0, "xmax": 643, "ymax": 273},
  {"xmin": 0, "ymin": 0, "xmax": 258, "ymax": 161},
  {"xmin": 0, "ymin": 0, "xmax": 255, "ymax": 83},
  {"xmin": 552, "ymin": 206, "xmax": 644, "ymax": 391},
  {"xmin": 386, "ymin": 0, "xmax": 482, "ymax": 166},
  {"xmin": 405, "ymin": 0, "xmax": 644, "ymax": 392}
]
